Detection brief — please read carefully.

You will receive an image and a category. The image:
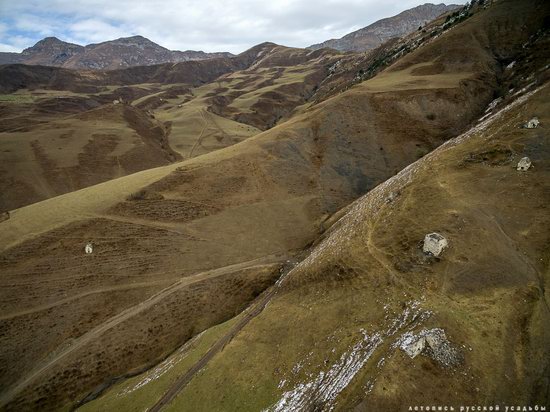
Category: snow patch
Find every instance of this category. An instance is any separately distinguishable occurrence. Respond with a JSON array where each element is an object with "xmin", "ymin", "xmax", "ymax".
[{"xmin": 267, "ymin": 331, "xmax": 382, "ymax": 412}]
